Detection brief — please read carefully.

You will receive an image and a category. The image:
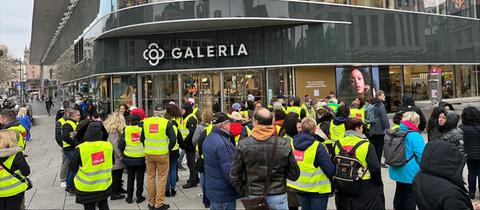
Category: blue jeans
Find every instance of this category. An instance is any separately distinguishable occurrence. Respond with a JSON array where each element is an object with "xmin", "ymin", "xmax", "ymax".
[
  {"xmin": 200, "ymin": 172, "xmax": 210, "ymax": 206},
  {"xmin": 64, "ymin": 150, "xmax": 75, "ymax": 189},
  {"xmin": 249, "ymin": 193, "xmax": 288, "ymax": 210},
  {"xmin": 210, "ymin": 200, "xmax": 236, "ymax": 210},
  {"xmin": 296, "ymin": 193, "xmax": 329, "ymax": 210},
  {"xmin": 166, "ymin": 159, "xmax": 177, "ymax": 190}
]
